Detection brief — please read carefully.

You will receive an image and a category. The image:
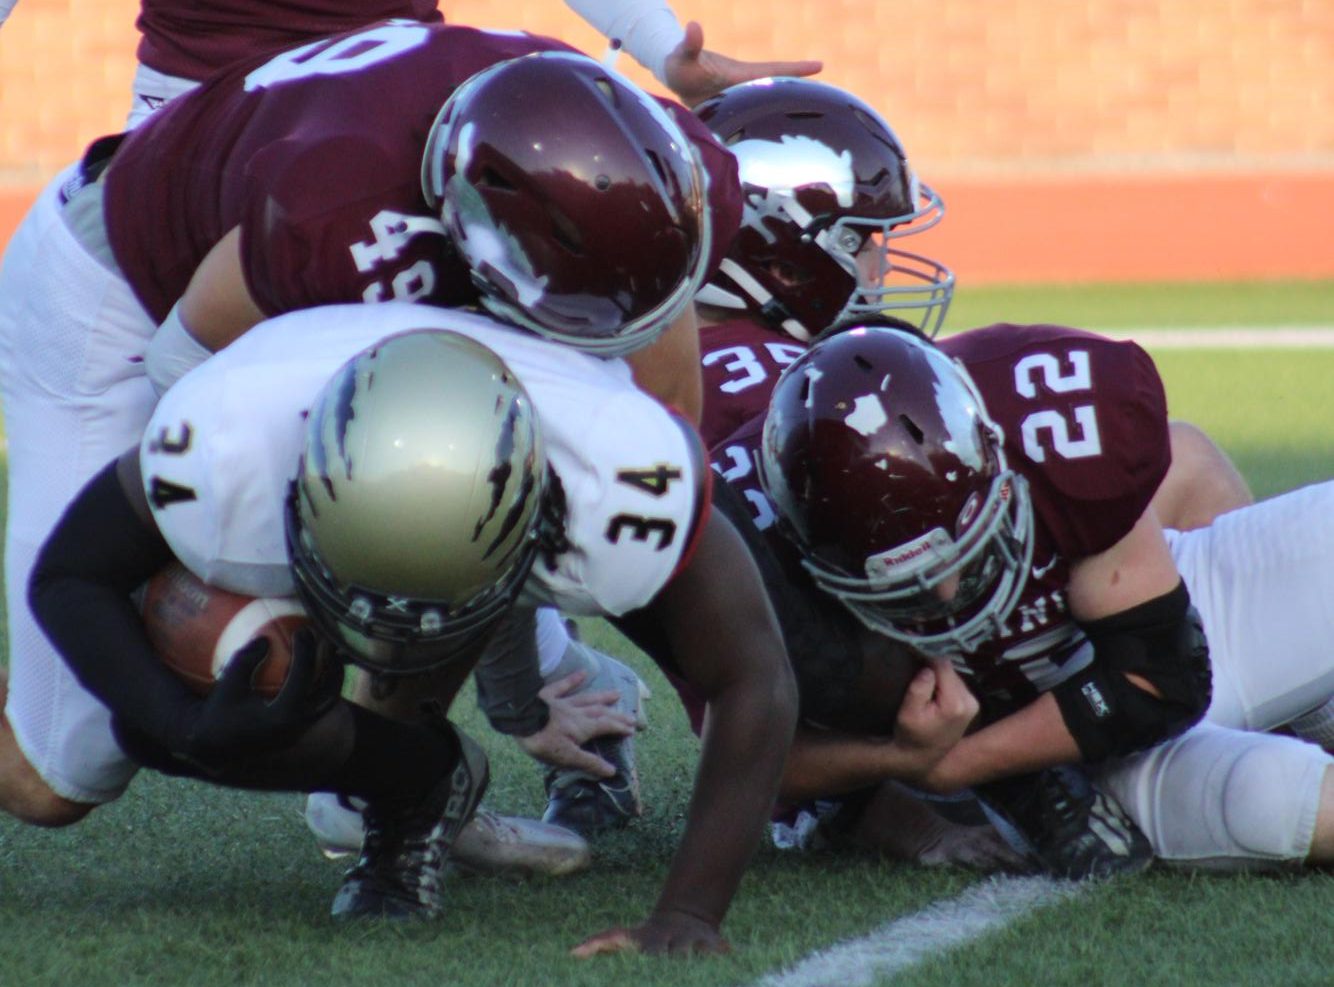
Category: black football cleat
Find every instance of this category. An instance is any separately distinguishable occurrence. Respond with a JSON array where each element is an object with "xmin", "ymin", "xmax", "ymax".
[
  {"xmin": 542, "ymin": 732, "xmax": 642, "ymax": 836},
  {"xmin": 331, "ymin": 724, "xmax": 489, "ymax": 920},
  {"xmin": 975, "ymin": 764, "xmax": 1153, "ymax": 881}
]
